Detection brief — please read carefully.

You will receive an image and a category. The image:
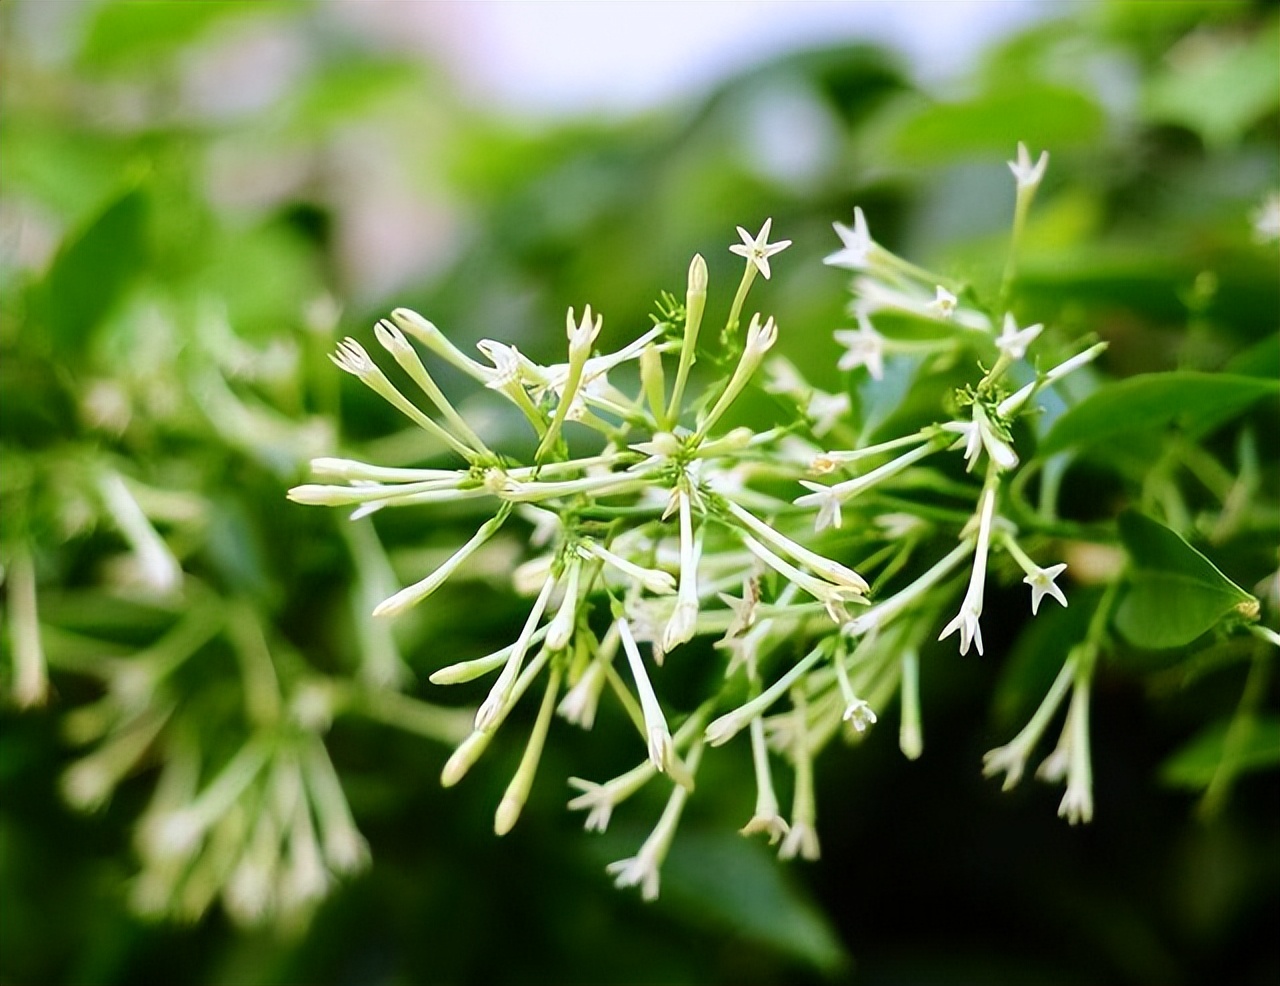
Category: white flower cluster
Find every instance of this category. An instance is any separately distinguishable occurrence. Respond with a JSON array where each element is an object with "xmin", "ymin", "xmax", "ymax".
[{"xmin": 293, "ymin": 145, "xmax": 1110, "ymax": 899}]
